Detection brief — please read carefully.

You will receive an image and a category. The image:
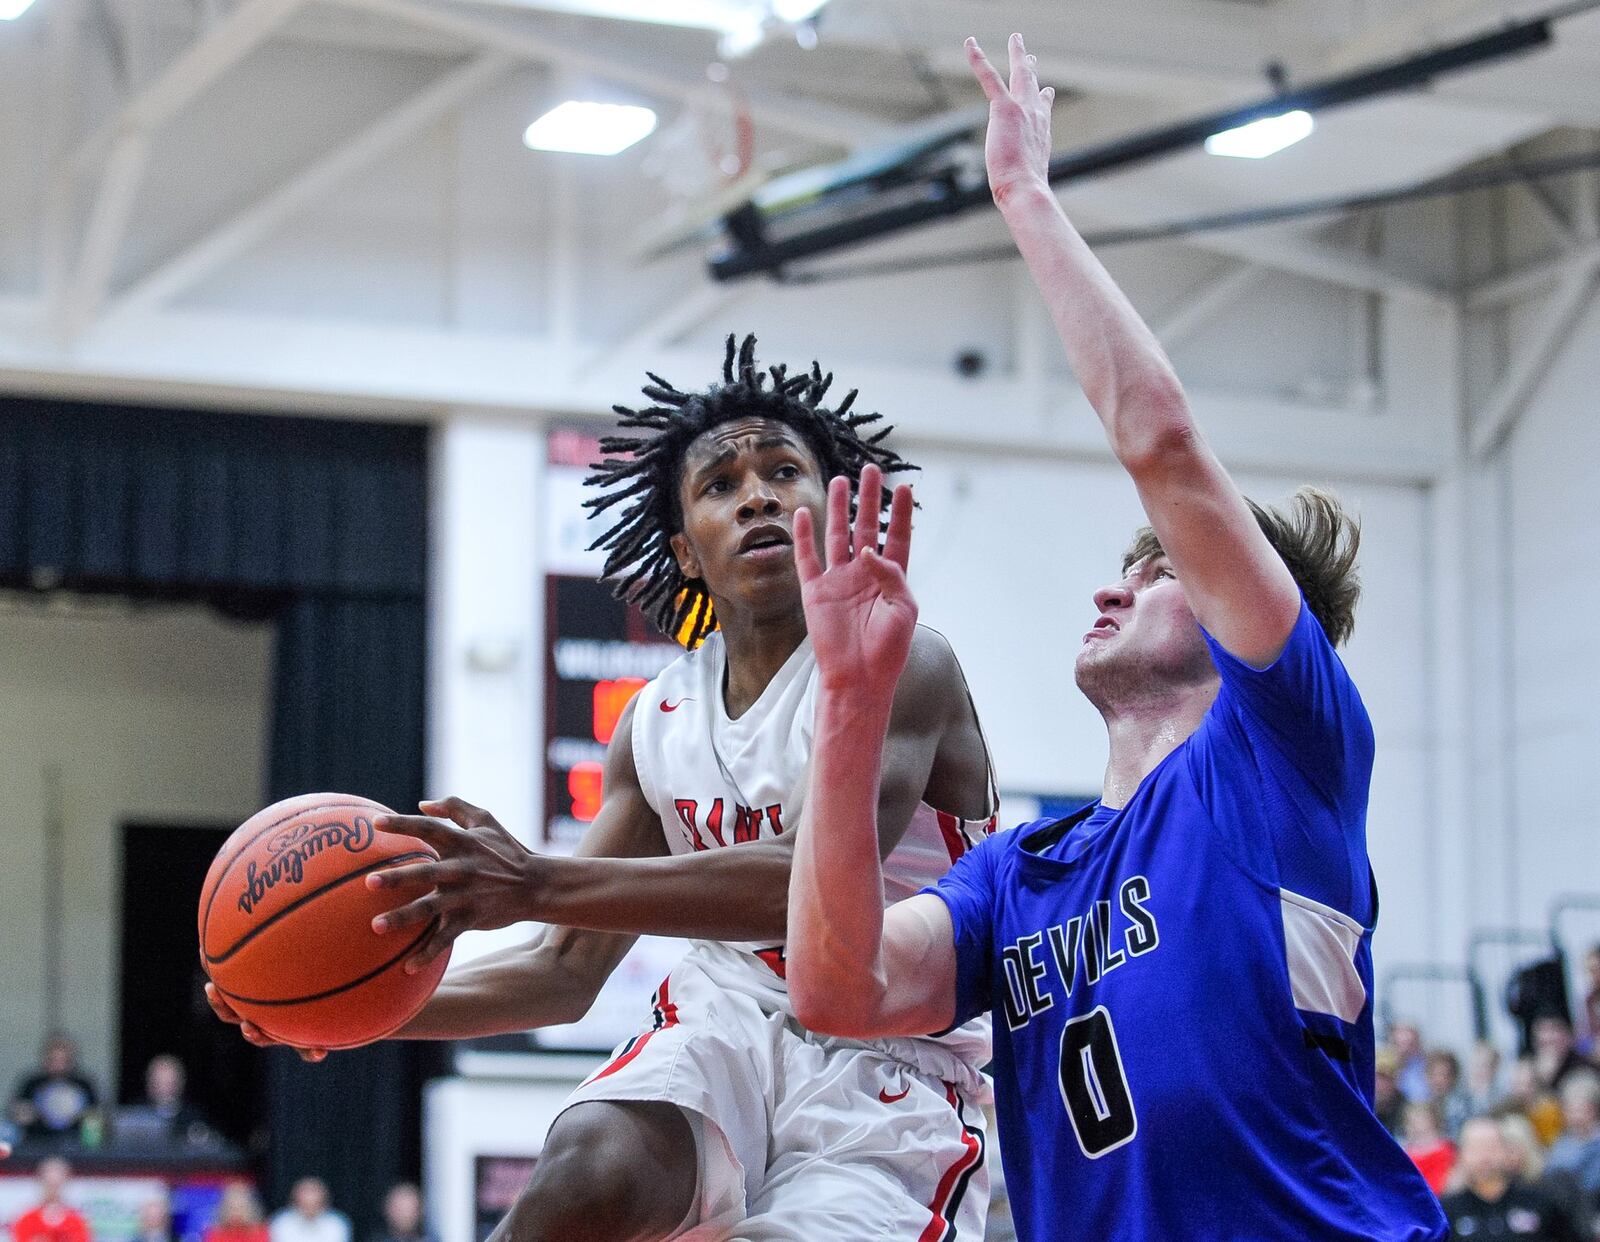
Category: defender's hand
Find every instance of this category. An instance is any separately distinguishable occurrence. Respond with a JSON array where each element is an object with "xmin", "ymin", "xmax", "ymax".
[
  {"xmin": 368, "ymin": 797, "xmax": 538, "ymax": 972},
  {"xmin": 203, "ymin": 981, "xmax": 328, "ymax": 1063},
  {"xmin": 966, "ymin": 33, "xmax": 1055, "ymax": 207},
  {"xmin": 793, "ymin": 463, "xmax": 917, "ymax": 702}
]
